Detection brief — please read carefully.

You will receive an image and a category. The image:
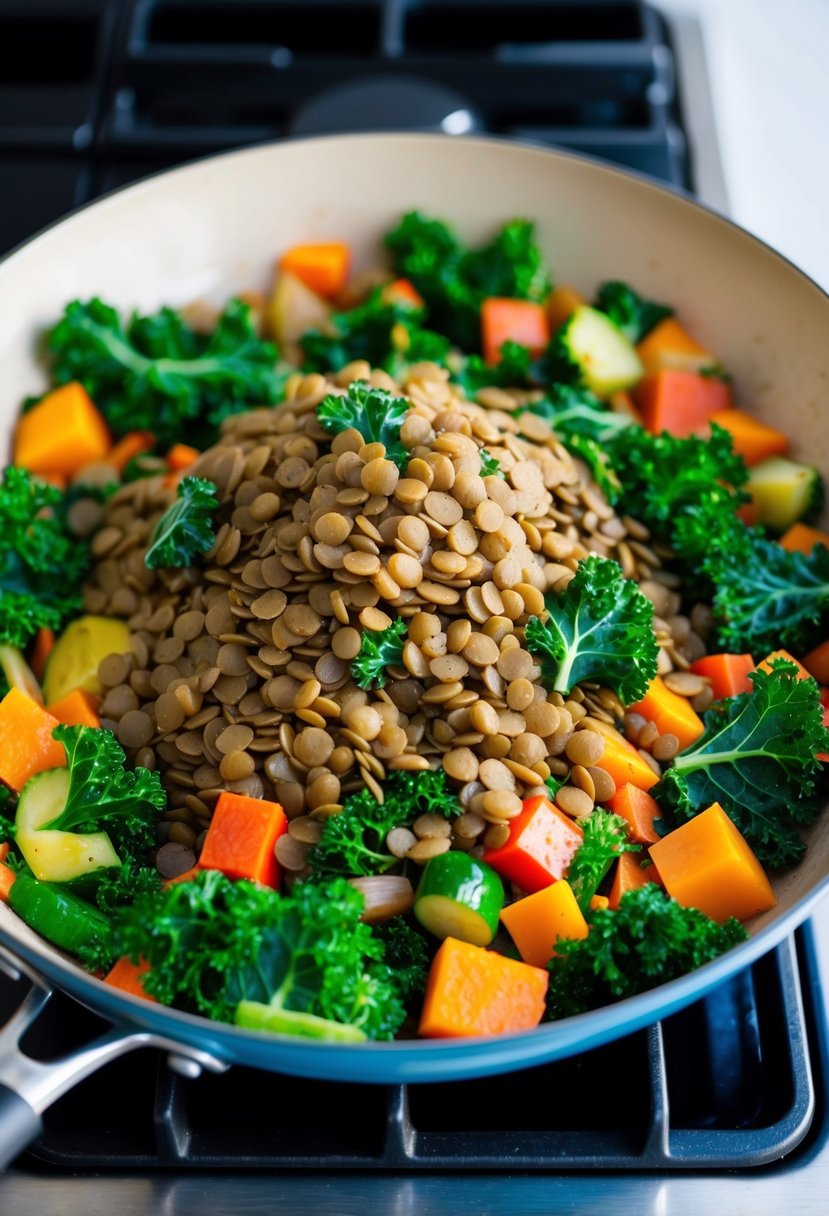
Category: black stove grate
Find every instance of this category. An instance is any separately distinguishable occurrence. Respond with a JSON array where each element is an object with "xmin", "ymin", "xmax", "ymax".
[
  {"xmin": 0, "ymin": 935, "xmax": 814, "ymax": 1172},
  {"xmin": 0, "ymin": 0, "xmax": 690, "ymax": 255}
]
